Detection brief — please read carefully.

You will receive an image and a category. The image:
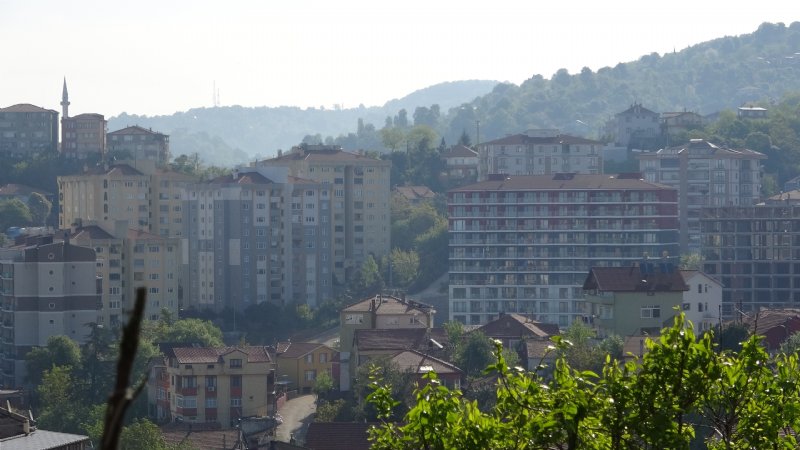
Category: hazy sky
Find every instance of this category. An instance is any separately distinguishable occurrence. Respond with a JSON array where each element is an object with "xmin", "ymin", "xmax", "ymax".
[{"xmin": 1, "ymin": 1, "xmax": 796, "ymax": 117}]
